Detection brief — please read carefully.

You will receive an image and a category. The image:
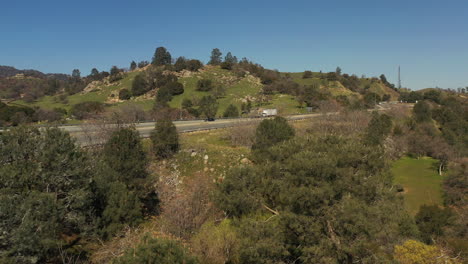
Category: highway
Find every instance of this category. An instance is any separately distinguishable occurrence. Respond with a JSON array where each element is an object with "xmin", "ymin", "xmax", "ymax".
[
  {"xmin": 61, "ymin": 113, "xmax": 325, "ymax": 146},
  {"xmin": 0, "ymin": 102, "xmax": 408, "ymax": 146}
]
